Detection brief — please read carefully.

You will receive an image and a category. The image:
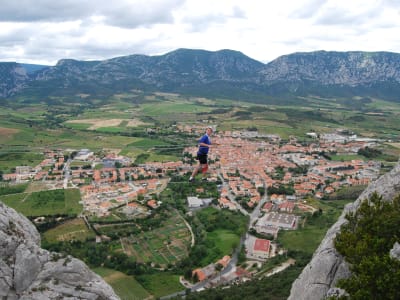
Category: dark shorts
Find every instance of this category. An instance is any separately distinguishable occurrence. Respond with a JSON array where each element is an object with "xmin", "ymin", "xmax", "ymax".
[{"xmin": 196, "ymin": 153, "xmax": 208, "ymax": 164}]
